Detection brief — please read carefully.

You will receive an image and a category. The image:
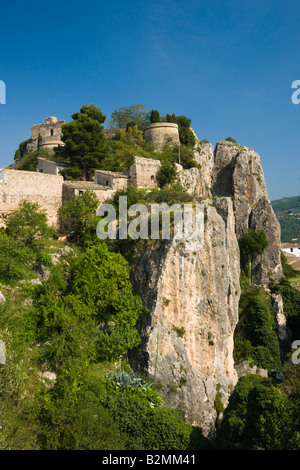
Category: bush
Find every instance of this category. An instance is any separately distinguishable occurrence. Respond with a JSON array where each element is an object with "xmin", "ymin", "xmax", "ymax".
[
  {"xmin": 58, "ymin": 190, "xmax": 99, "ymax": 244},
  {"xmin": 157, "ymin": 161, "xmax": 177, "ymax": 188},
  {"xmin": 234, "ymin": 288, "xmax": 281, "ymax": 371},
  {"xmin": 218, "ymin": 375, "xmax": 297, "ymax": 450},
  {"xmin": 6, "ymin": 200, "xmax": 49, "ymax": 246},
  {"xmin": 0, "ymin": 232, "xmax": 35, "ymax": 282}
]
